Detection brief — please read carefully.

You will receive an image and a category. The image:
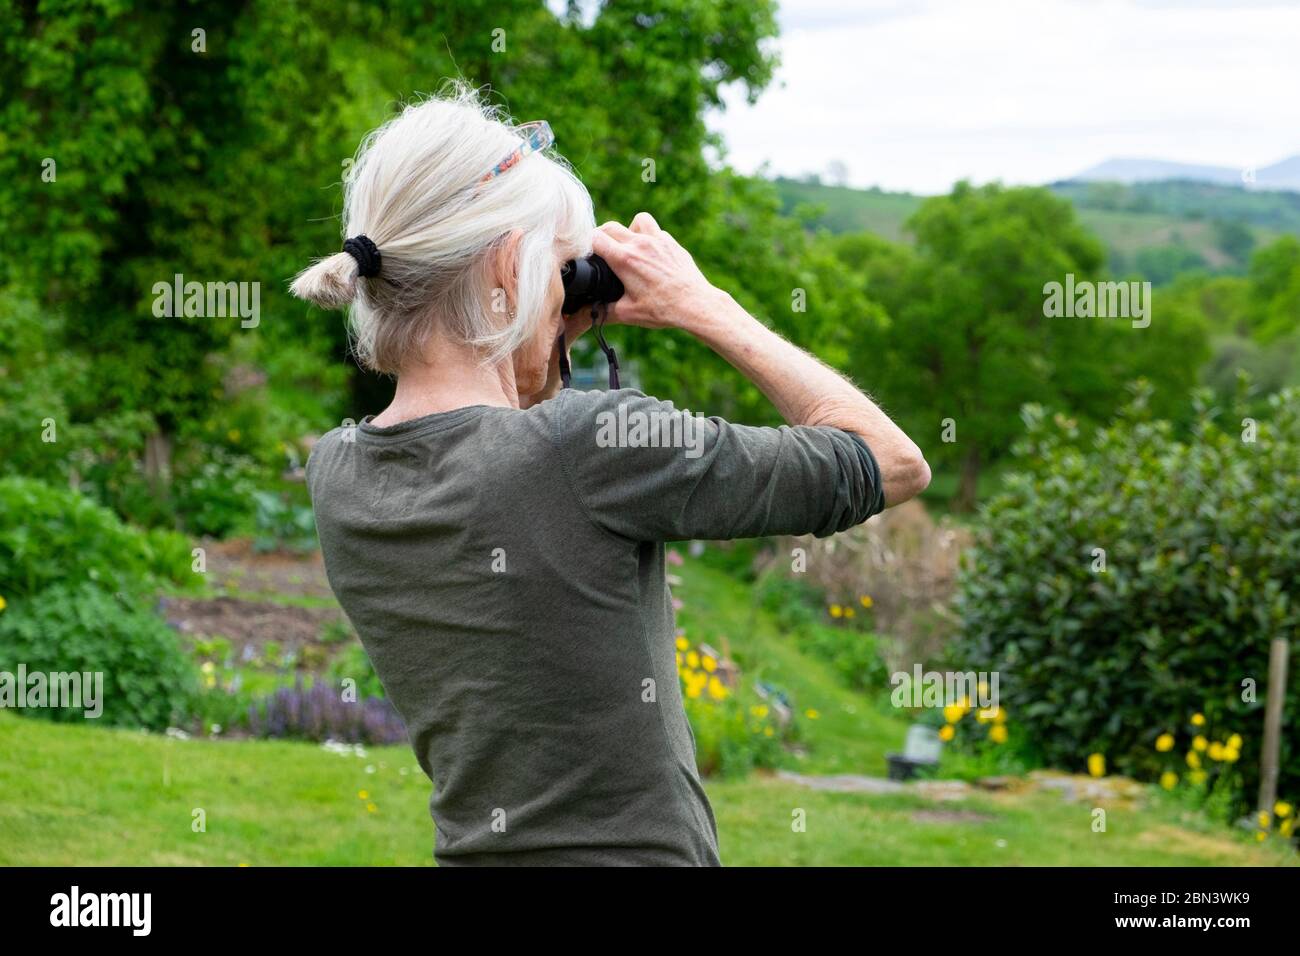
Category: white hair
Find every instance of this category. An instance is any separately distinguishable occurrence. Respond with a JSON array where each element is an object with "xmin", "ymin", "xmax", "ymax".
[{"xmin": 290, "ymin": 83, "xmax": 595, "ymax": 374}]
